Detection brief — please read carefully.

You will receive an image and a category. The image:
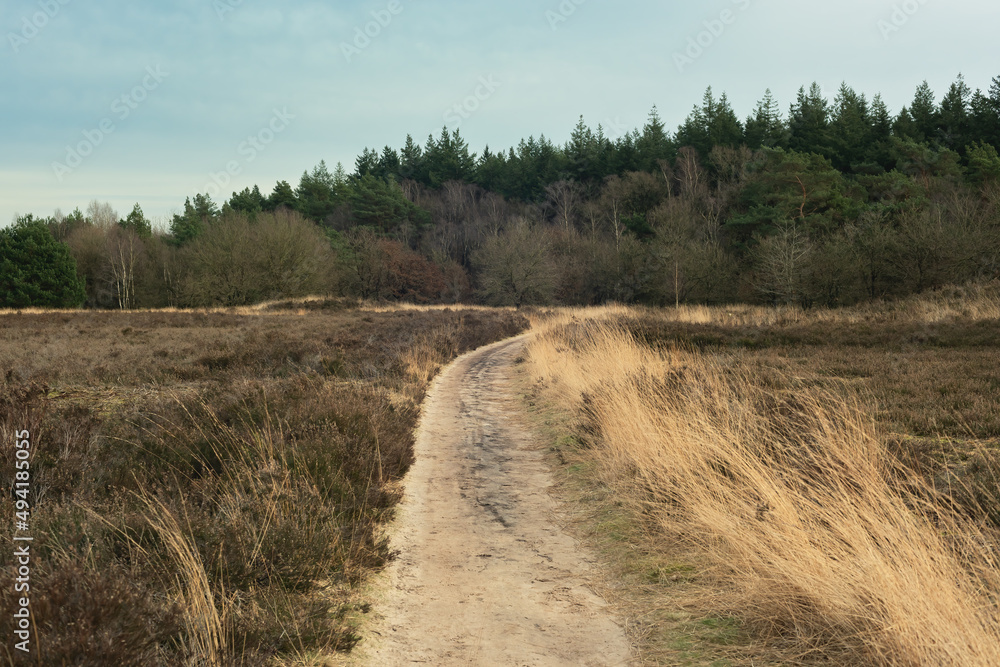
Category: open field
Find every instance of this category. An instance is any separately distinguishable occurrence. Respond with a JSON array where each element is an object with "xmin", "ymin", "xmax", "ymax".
[
  {"xmin": 522, "ymin": 283, "xmax": 1000, "ymax": 665},
  {"xmin": 2, "ymin": 284, "xmax": 999, "ymax": 665},
  {"xmin": 0, "ymin": 301, "xmax": 526, "ymax": 665}
]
